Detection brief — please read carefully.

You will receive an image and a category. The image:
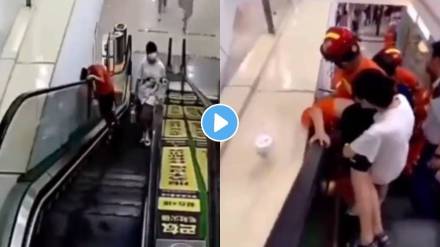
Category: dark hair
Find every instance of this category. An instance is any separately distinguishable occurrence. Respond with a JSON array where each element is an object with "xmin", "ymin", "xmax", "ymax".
[
  {"xmin": 146, "ymin": 41, "xmax": 158, "ymax": 54},
  {"xmin": 352, "ymin": 69, "xmax": 396, "ymax": 108},
  {"xmin": 372, "ymin": 52, "xmax": 396, "ymax": 76},
  {"xmin": 340, "ymin": 103, "xmax": 375, "ymax": 142},
  {"xmin": 80, "ymin": 67, "xmax": 88, "ymax": 80},
  {"xmin": 432, "ymin": 41, "xmax": 440, "ymax": 59}
]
